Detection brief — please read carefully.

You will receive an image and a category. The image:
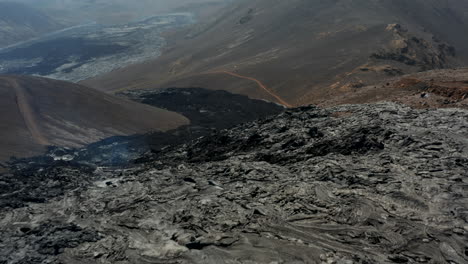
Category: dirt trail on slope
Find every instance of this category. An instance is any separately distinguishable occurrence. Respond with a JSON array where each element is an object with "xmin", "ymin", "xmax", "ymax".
[
  {"xmin": 7, "ymin": 78, "xmax": 50, "ymax": 146},
  {"xmin": 207, "ymin": 71, "xmax": 292, "ymax": 108}
]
